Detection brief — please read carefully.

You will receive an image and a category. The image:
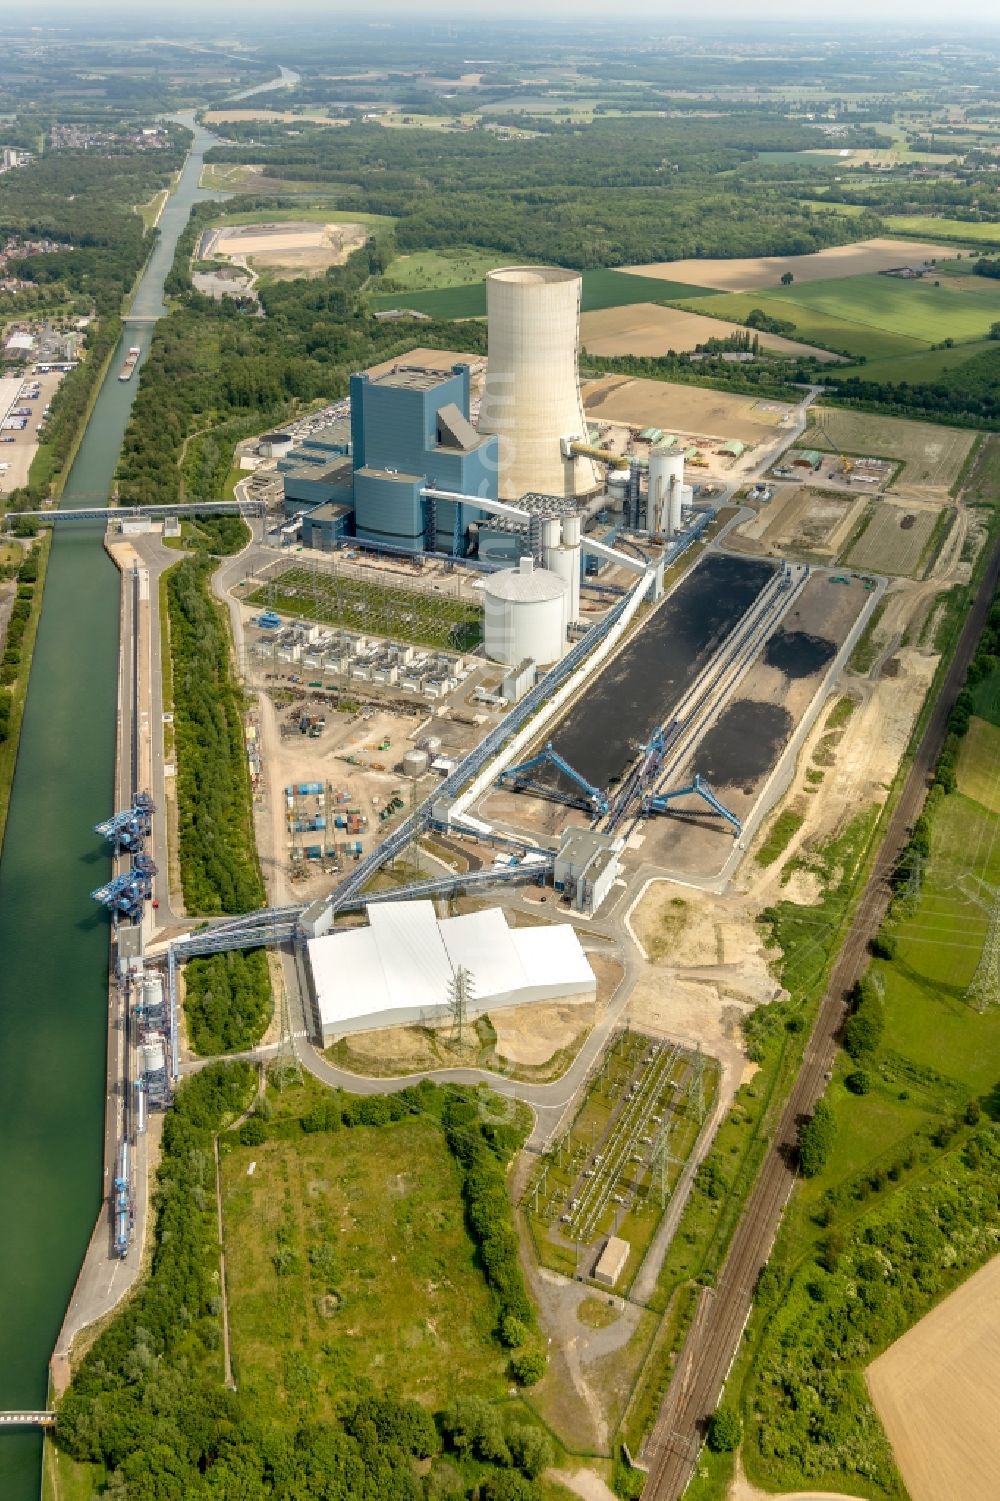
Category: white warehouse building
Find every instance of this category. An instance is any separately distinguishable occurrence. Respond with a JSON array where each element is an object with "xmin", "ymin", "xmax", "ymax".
[
  {"xmin": 307, "ymin": 899, "xmax": 596, "ymax": 1041},
  {"xmin": 481, "ymin": 556, "xmax": 568, "ymax": 666}
]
